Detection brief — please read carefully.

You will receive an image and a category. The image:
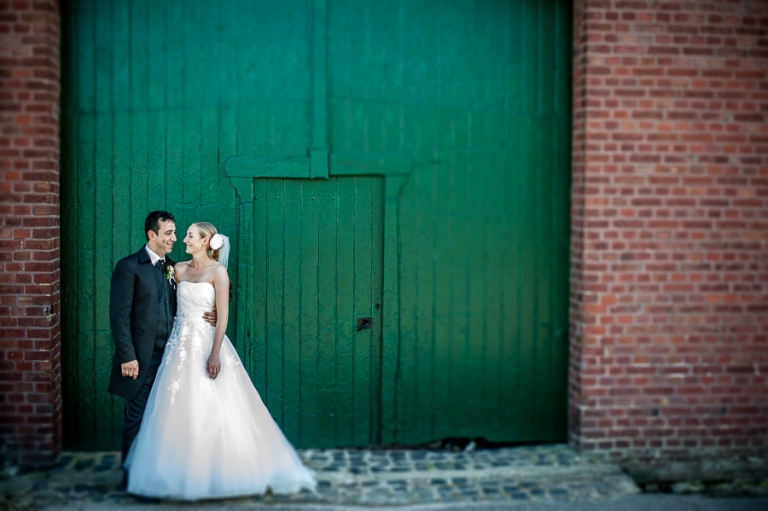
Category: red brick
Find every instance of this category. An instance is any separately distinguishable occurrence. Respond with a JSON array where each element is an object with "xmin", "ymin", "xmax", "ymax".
[
  {"xmin": 570, "ymin": 0, "xmax": 768, "ymax": 466},
  {"xmin": 0, "ymin": 0, "xmax": 60, "ymax": 470}
]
